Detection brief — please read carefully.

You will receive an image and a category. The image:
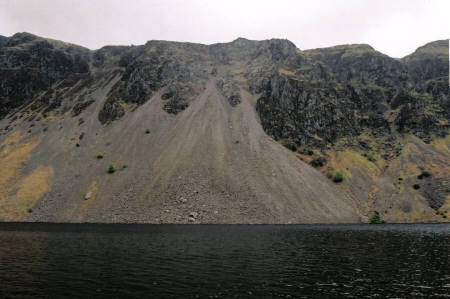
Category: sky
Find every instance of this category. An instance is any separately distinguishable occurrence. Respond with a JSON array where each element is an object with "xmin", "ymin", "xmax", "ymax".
[{"xmin": 0, "ymin": 0, "xmax": 448, "ymax": 58}]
